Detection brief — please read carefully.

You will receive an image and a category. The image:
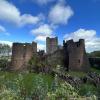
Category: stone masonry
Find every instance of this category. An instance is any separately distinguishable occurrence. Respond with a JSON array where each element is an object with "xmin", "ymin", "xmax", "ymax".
[
  {"xmin": 46, "ymin": 37, "xmax": 58, "ymax": 54},
  {"xmin": 46, "ymin": 38, "xmax": 90, "ymax": 72},
  {"xmin": 63, "ymin": 39, "xmax": 90, "ymax": 71},
  {"xmin": 11, "ymin": 37, "xmax": 90, "ymax": 72},
  {"xmin": 11, "ymin": 42, "xmax": 37, "ymax": 71}
]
